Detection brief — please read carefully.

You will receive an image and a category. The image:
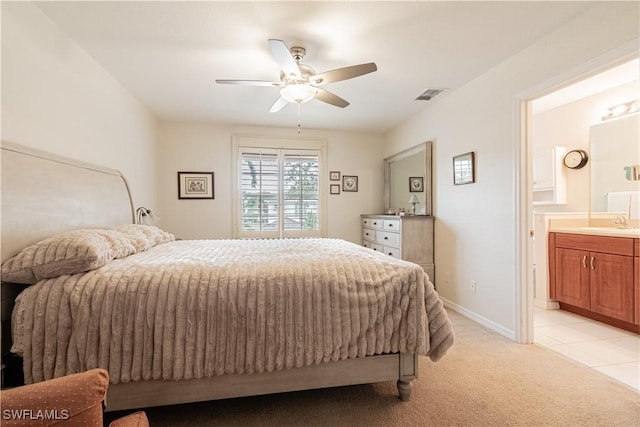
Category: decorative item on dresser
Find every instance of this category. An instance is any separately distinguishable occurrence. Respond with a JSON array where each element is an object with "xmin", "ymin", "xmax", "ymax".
[{"xmin": 361, "ymin": 214, "xmax": 435, "ymax": 285}]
